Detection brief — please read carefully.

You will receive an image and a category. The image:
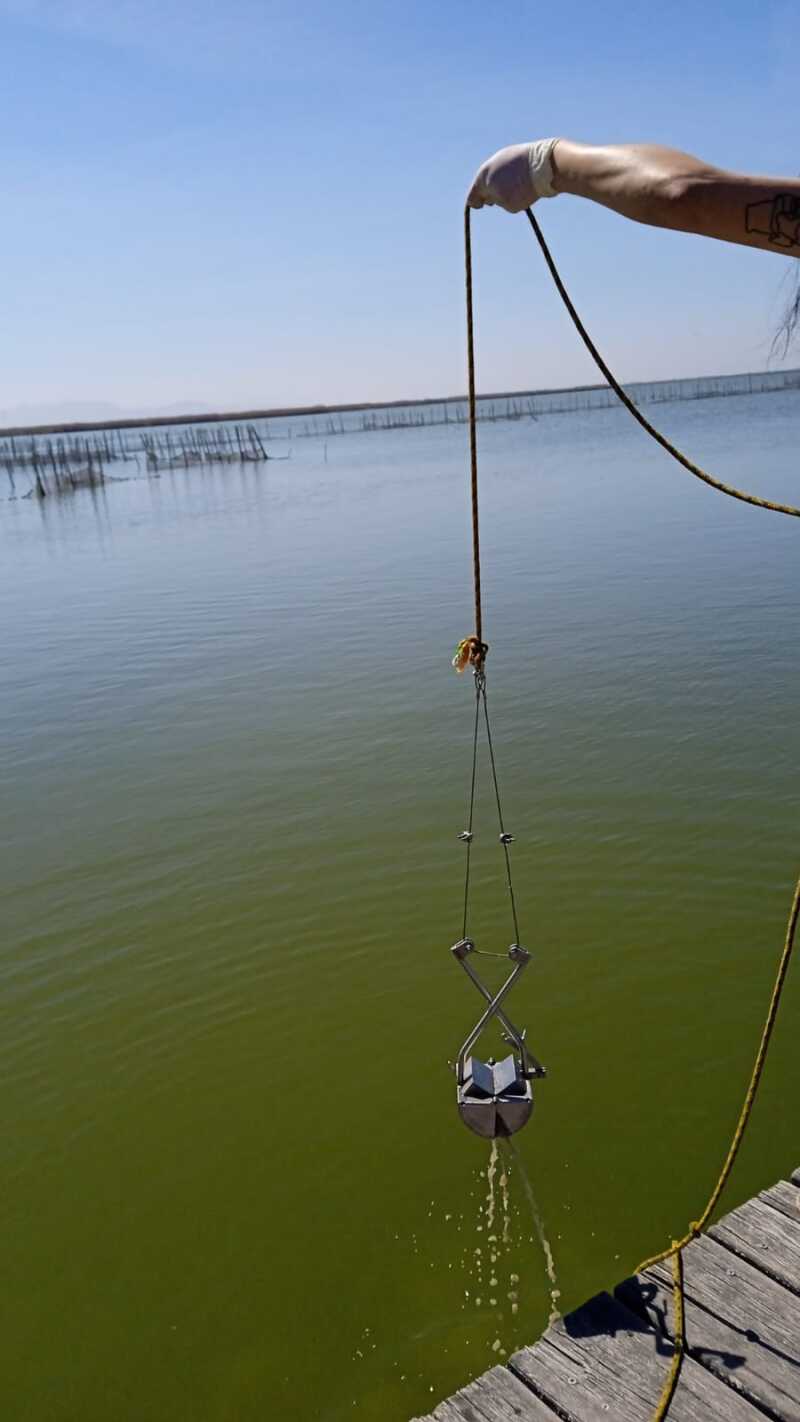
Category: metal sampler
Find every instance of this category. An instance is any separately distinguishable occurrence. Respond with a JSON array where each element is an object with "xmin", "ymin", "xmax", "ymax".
[
  {"xmin": 452, "ymin": 208, "xmax": 548, "ymax": 1140},
  {"xmin": 449, "ymin": 658, "xmax": 546, "ymax": 1140},
  {"xmin": 452, "ymin": 936, "xmax": 546, "ymax": 1139}
]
